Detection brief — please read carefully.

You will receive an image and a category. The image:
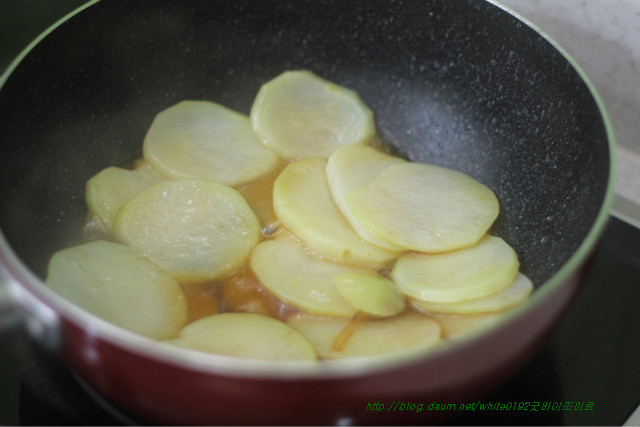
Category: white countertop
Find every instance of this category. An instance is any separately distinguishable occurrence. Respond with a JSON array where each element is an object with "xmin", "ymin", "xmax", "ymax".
[{"xmin": 496, "ymin": 0, "xmax": 640, "ymax": 228}]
